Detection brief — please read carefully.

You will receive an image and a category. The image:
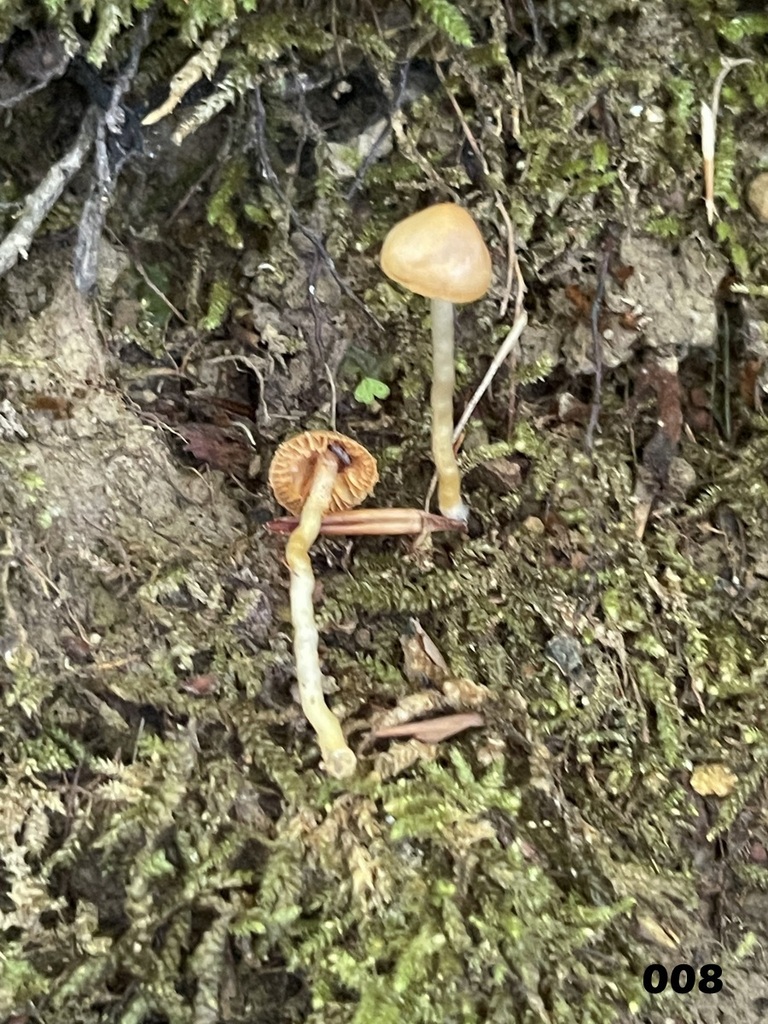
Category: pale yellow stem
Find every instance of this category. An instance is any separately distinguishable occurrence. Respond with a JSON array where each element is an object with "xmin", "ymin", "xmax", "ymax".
[
  {"xmin": 286, "ymin": 450, "xmax": 356, "ymax": 779},
  {"xmin": 431, "ymin": 297, "xmax": 468, "ymax": 522}
]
